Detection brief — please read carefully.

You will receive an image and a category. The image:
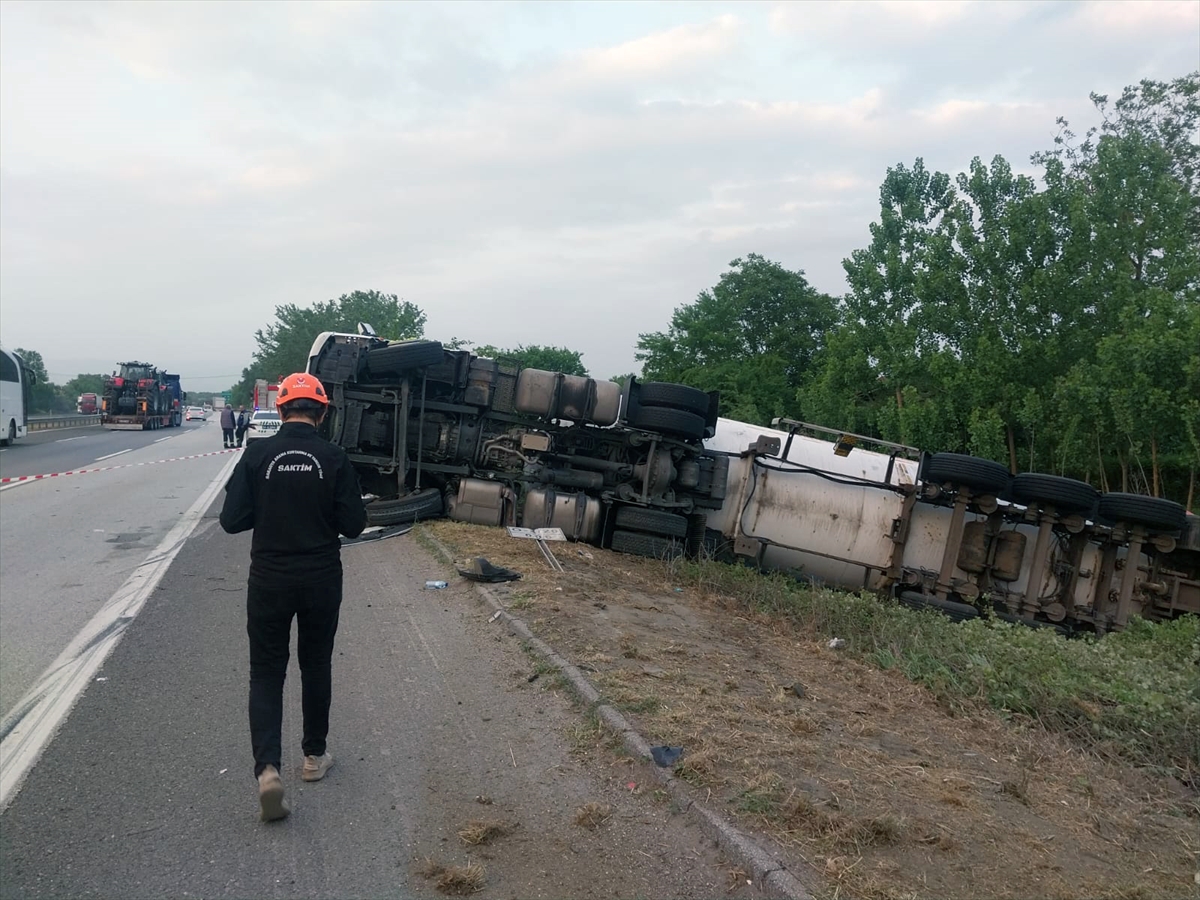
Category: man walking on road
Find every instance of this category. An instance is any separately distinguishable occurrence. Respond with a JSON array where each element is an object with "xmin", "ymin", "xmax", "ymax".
[
  {"xmin": 219, "ymin": 373, "xmax": 368, "ymax": 822},
  {"xmin": 220, "ymin": 404, "xmax": 236, "ymax": 449}
]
